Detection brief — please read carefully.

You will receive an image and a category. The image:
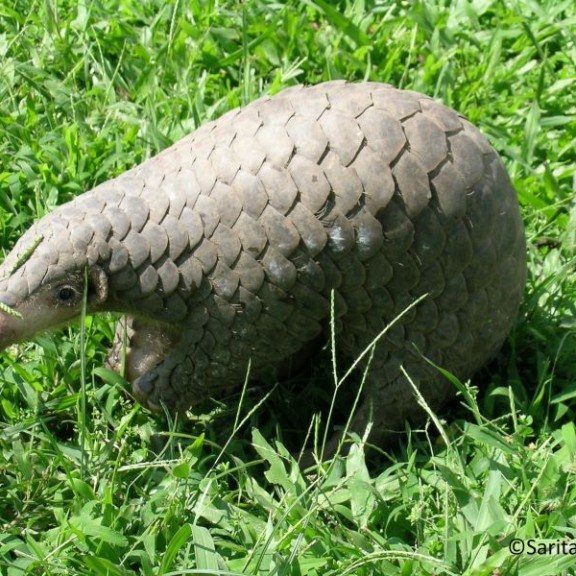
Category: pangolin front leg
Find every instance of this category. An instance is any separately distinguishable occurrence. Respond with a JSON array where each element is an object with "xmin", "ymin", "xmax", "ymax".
[{"xmin": 106, "ymin": 316, "xmax": 184, "ymax": 409}]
